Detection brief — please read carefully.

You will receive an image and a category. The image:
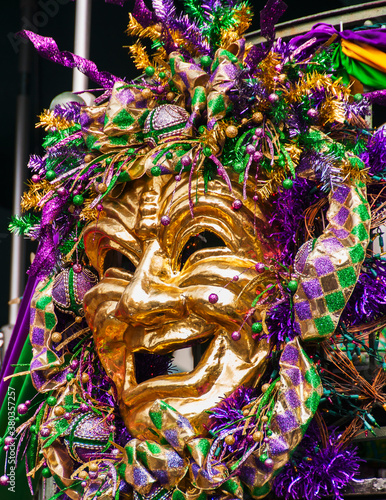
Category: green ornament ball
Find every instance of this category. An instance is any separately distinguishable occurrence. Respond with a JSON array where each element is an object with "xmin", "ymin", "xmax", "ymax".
[
  {"xmin": 200, "ymin": 55, "xmax": 211, "ymax": 67},
  {"xmin": 46, "ymin": 170, "xmax": 56, "ymax": 181},
  {"xmin": 251, "ymin": 322, "xmax": 263, "ymax": 334},
  {"xmin": 118, "ymin": 170, "xmax": 130, "ymax": 183},
  {"xmin": 127, "ymin": 148, "xmax": 136, "ymax": 155},
  {"xmin": 30, "ymin": 425, "xmax": 36, "ymax": 434},
  {"xmin": 282, "ymin": 178, "xmax": 293, "ymax": 190},
  {"xmin": 278, "ymin": 158, "xmax": 286, "ymax": 168},
  {"xmin": 47, "ymin": 396, "xmax": 57, "ymax": 407},
  {"xmin": 72, "ymin": 195, "xmax": 84, "ymax": 206},
  {"xmin": 230, "ymin": 55, "xmax": 238, "ymax": 63},
  {"xmin": 198, "ymin": 125, "xmax": 206, "ymax": 134},
  {"xmin": 354, "ymin": 93, "xmax": 363, "ymax": 102},
  {"xmin": 287, "ymin": 280, "xmax": 298, "ymax": 293},
  {"xmin": 203, "ymin": 146, "xmax": 212, "ymax": 157},
  {"xmin": 159, "ymin": 71, "xmax": 166, "ymax": 79},
  {"xmin": 266, "ymin": 429, "xmax": 273, "ymax": 436},
  {"xmin": 259, "ymin": 452, "xmax": 269, "ymax": 462},
  {"xmin": 166, "ymin": 152, "xmax": 173, "ymax": 159},
  {"xmin": 66, "ymin": 373, "xmax": 75, "ymax": 382},
  {"xmin": 145, "ymin": 66, "xmax": 155, "ymax": 77},
  {"xmin": 151, "ymin": 166, "xmax": 162, "ymax": 177},
  {"xmin": 41, "ymin": 467, "xmax": 52, "ymax": 478}
]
